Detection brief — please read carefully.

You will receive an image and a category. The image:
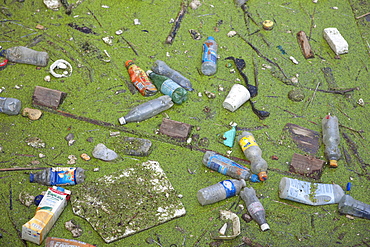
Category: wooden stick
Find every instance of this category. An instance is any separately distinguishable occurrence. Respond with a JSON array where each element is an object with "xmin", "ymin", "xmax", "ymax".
[
  {"xmin": 356, "ymin": 12, "xmax": 370, "ymax": 19},
  {"xmin": 165, "ymin": 0, "xmax": 187, "ymax": 44}
]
